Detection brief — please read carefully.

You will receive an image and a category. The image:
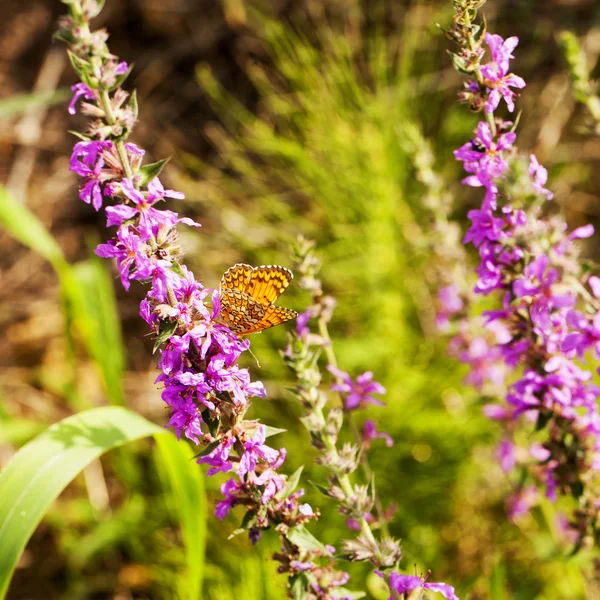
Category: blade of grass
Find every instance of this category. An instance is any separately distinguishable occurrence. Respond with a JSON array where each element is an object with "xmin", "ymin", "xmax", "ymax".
[
  {"xmin": 155, "ymin": 434, "xmax": 207, "ymax": 600},
  {"xmin": 70, "ymin": 258, "xmax": 125, "ymax": 405},
  {"xmin": 0, "ymin": 88, "xmax": 70, "ymax": 119},
  {"xmin": 0, "ymin": 406, "xmax": 165, "ymax": 600}
]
